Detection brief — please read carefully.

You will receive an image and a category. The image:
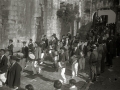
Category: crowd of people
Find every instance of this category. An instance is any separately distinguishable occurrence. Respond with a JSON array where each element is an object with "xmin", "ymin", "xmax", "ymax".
[{"xmin": 0, "ymin": 22, "xmax": 120, "ymax": 90}]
